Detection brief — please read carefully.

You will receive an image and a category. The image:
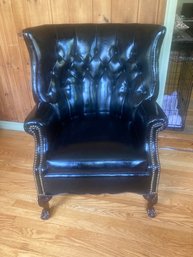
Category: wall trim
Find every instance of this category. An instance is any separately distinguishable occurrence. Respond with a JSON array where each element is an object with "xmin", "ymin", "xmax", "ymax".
[
  {"xmin": 158, "ymin": 0, "xmax": 178, "ymax": 105},
  {"xmin": 0, "ymin": 121, "xmax": 24, "ymax": 131}
]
